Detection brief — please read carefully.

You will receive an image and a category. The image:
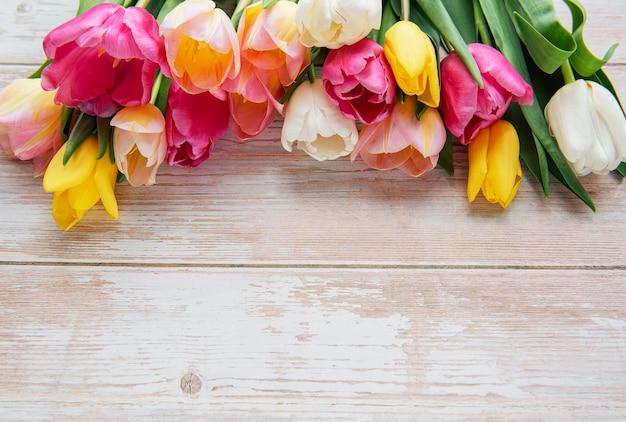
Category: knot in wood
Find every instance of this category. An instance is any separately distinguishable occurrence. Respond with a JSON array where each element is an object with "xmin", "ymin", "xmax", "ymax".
[{"xmin": 180, "ymin": 372, "xmax": 202, "ymax": 395}]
